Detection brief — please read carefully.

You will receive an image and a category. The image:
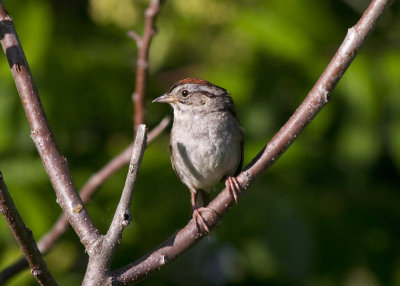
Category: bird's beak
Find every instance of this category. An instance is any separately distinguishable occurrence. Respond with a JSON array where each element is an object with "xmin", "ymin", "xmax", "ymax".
[{"xmin": 152, "ymin": 93, "xmax": 178, "ymax": 104}]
